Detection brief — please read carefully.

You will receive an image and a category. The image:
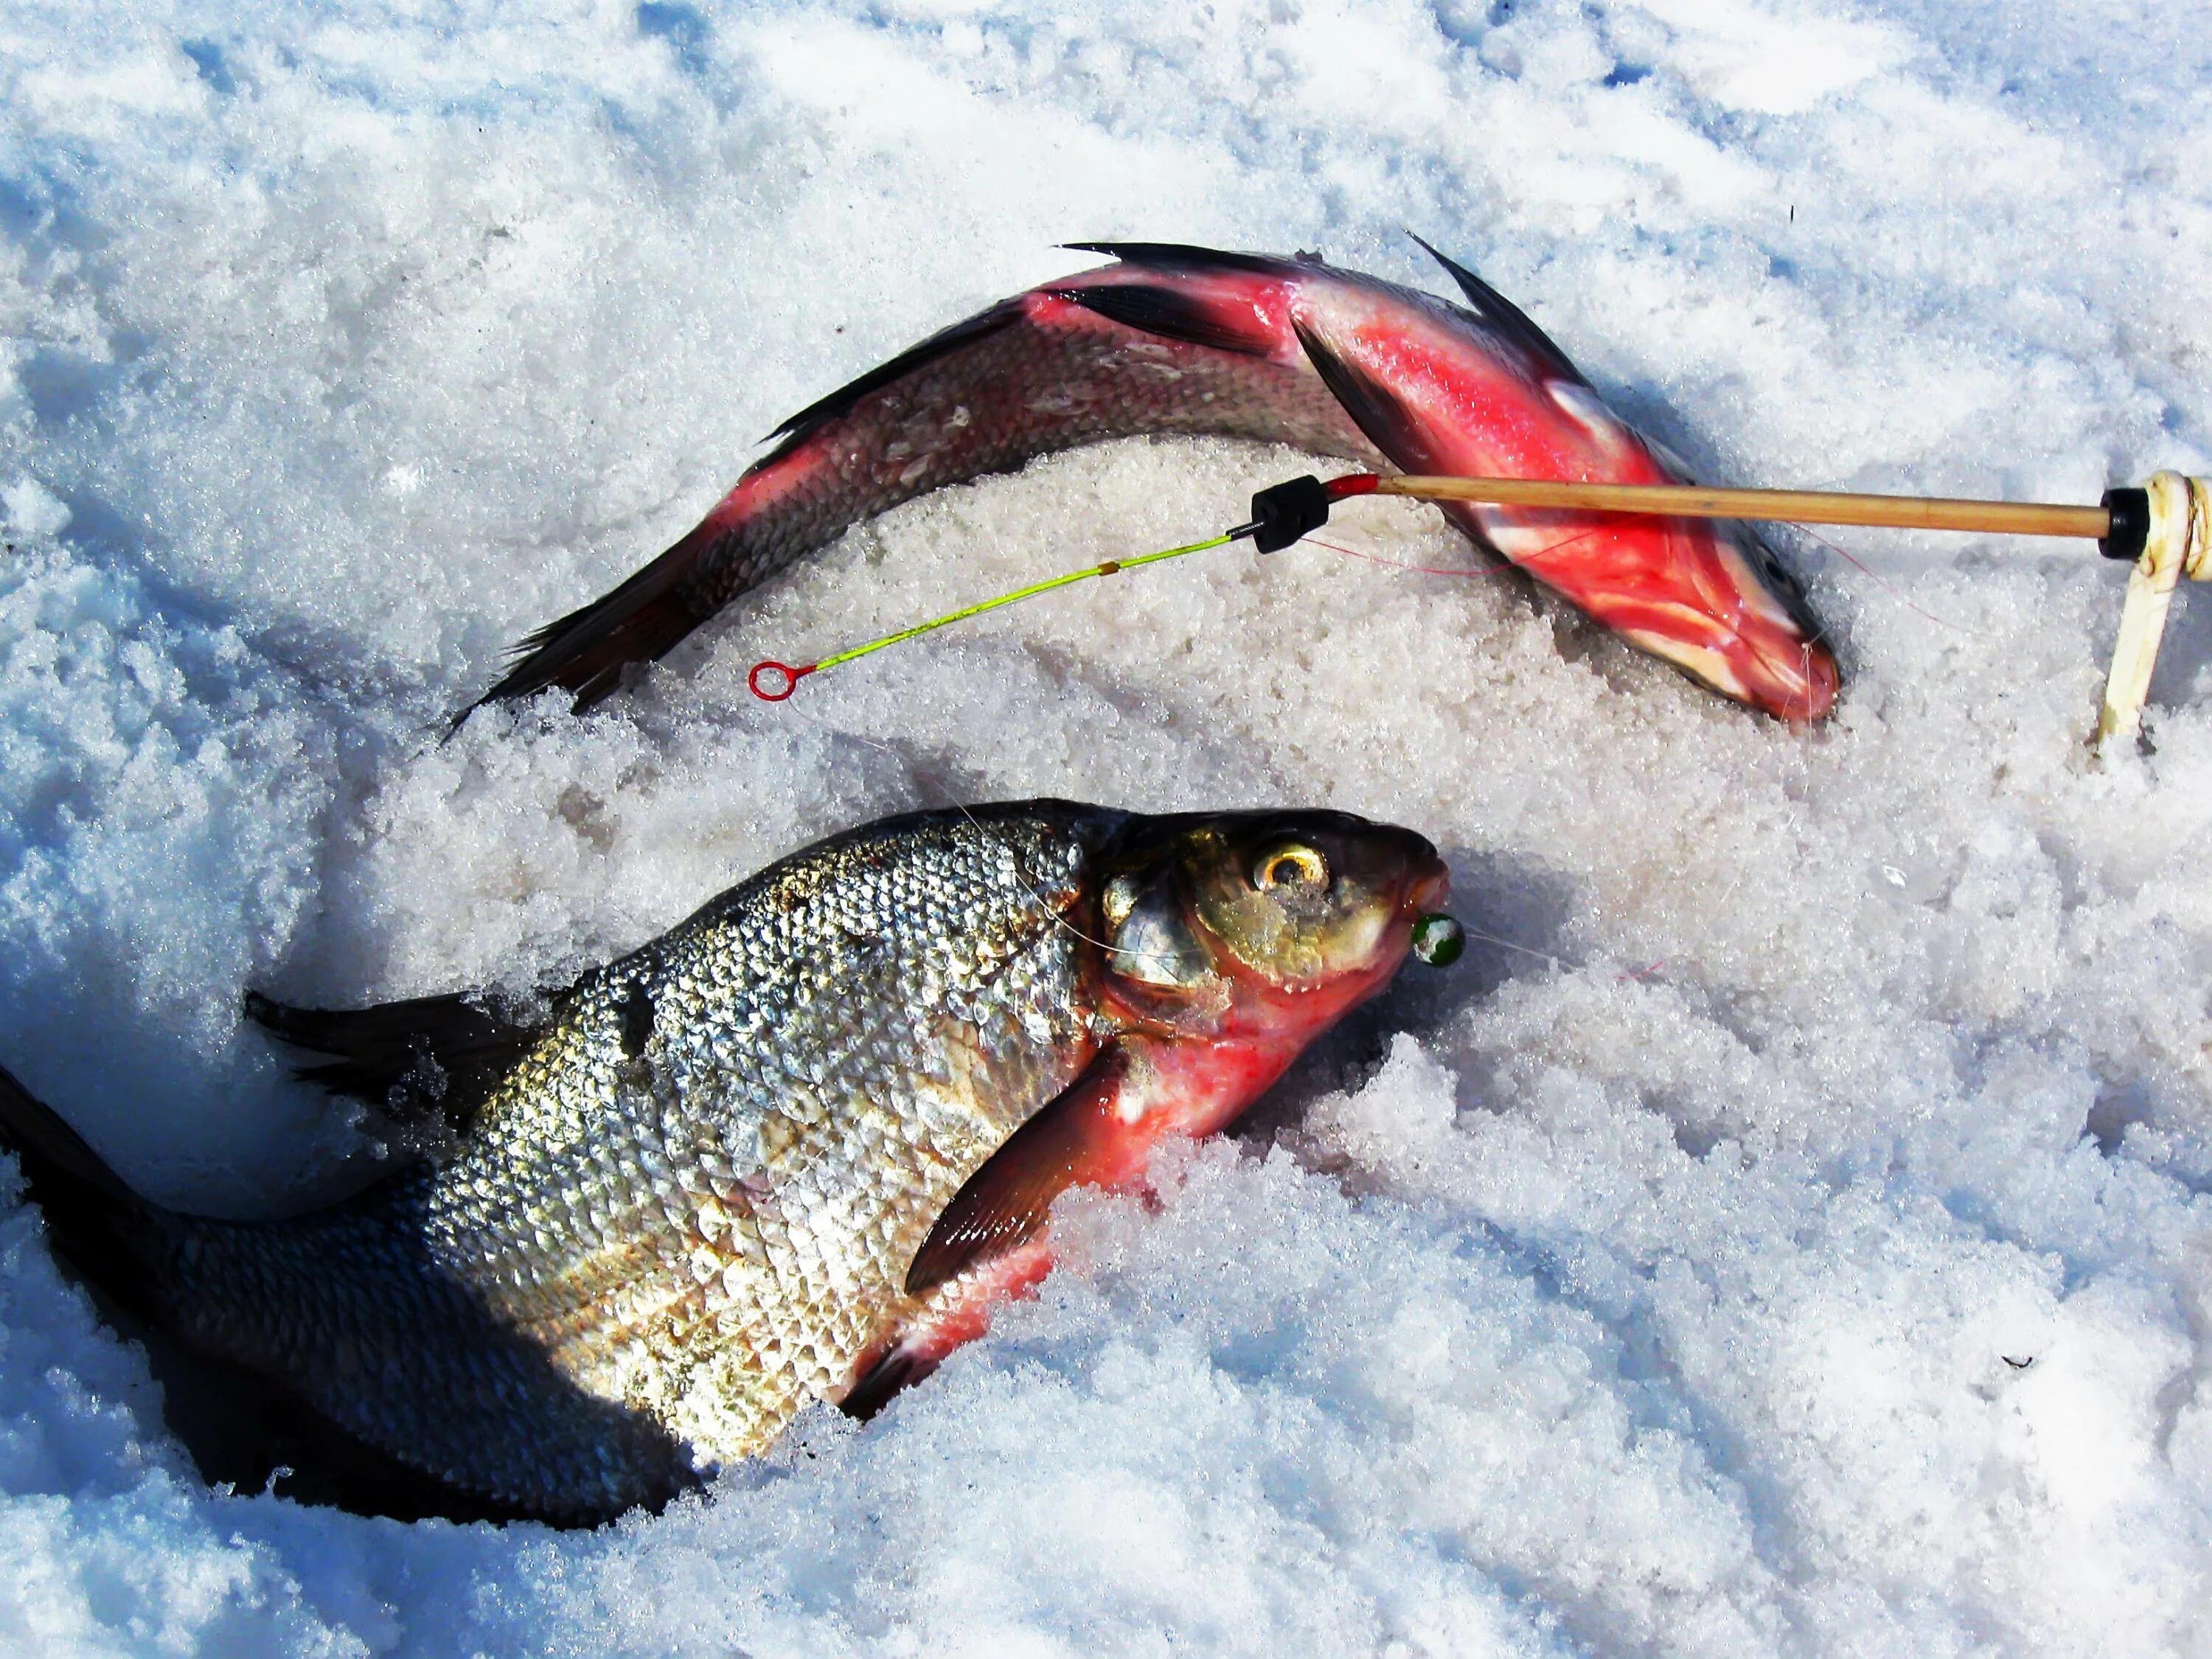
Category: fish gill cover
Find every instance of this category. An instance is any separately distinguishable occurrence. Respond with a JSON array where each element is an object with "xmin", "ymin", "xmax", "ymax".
[{"xmin": 0, "ymin": 0, "xmax": 2209, "ymax": 1654}]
